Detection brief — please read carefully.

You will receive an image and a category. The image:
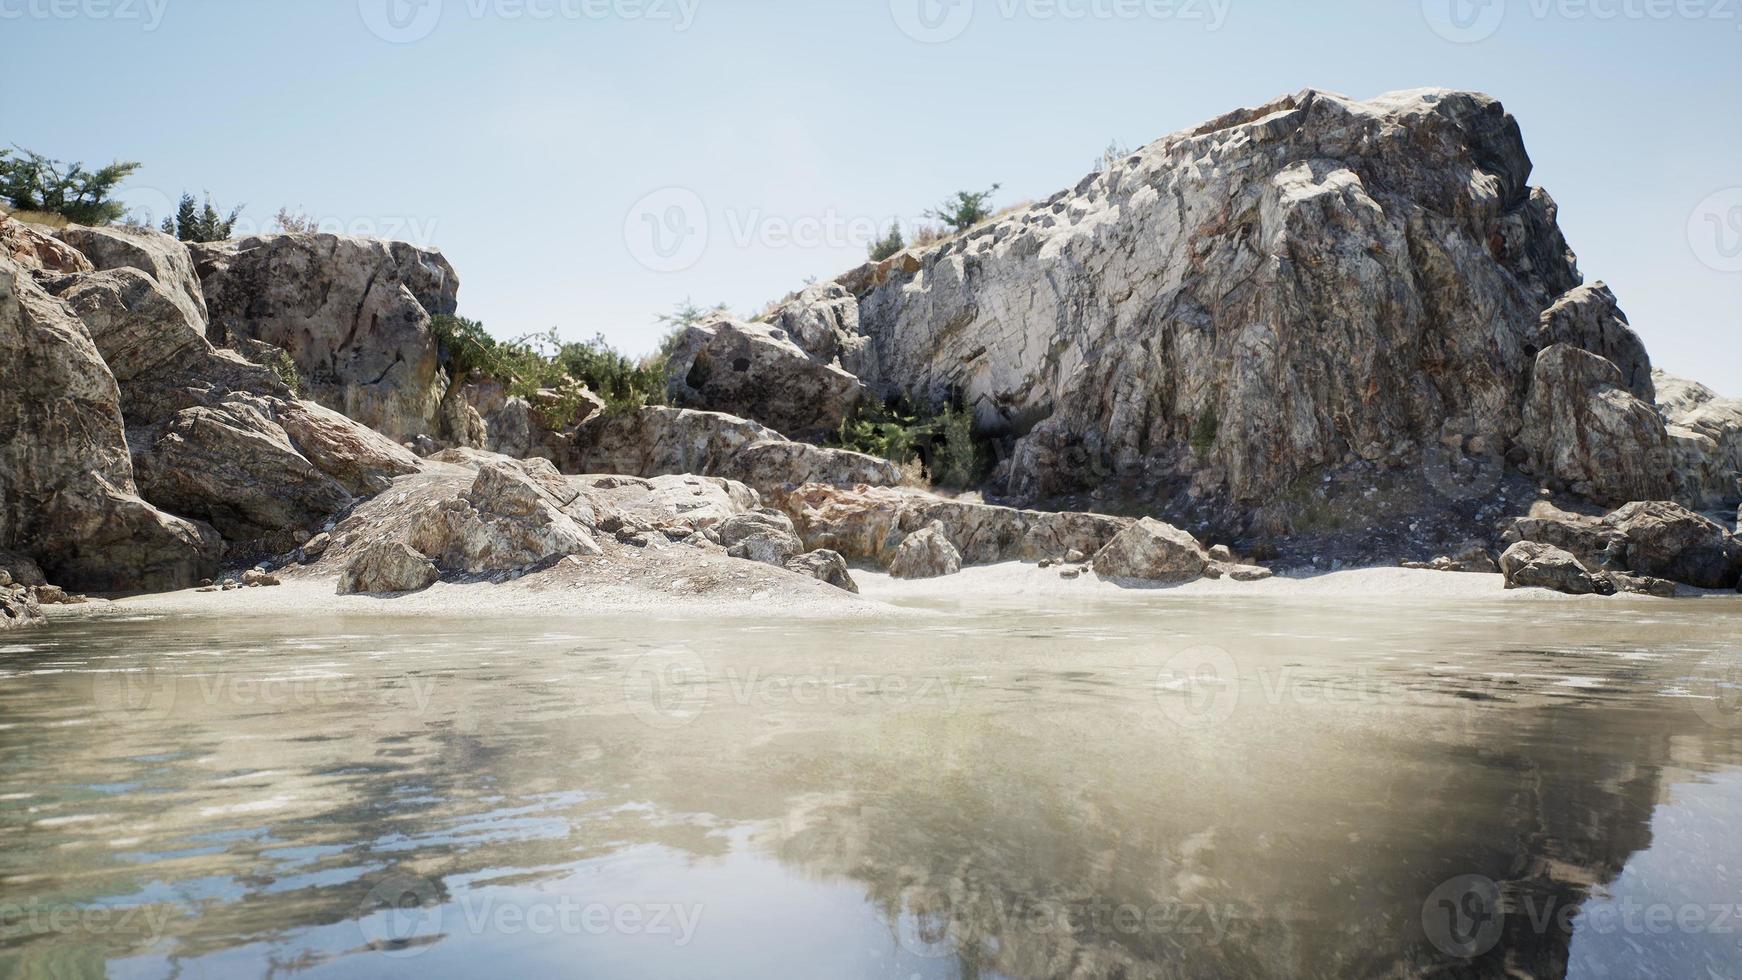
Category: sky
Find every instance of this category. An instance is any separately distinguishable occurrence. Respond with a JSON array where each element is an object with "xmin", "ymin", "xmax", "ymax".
[{"xmin": 4, "ymin": 0, "xmax": 1738, "ymax": 393}]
